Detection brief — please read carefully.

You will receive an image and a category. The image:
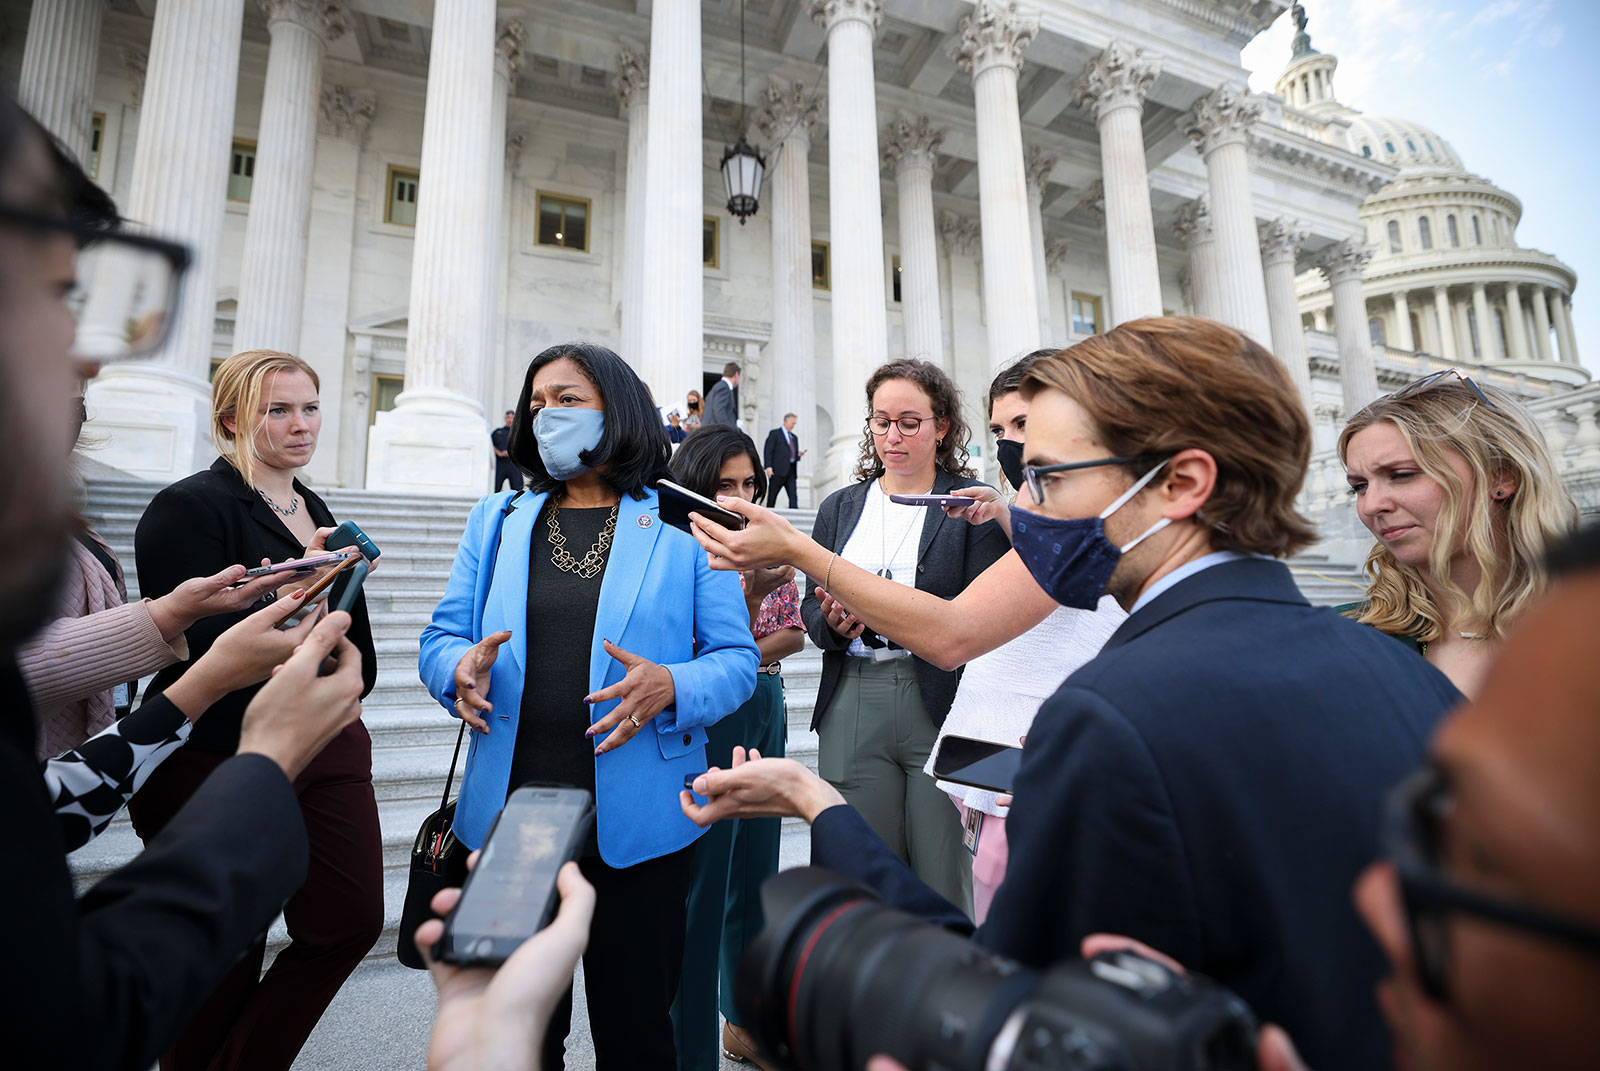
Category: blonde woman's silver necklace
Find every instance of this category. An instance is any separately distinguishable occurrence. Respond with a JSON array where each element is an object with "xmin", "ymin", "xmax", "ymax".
[{"xmin": 257, "ymin": 488, "xmax": 300, "ymax": 517}]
